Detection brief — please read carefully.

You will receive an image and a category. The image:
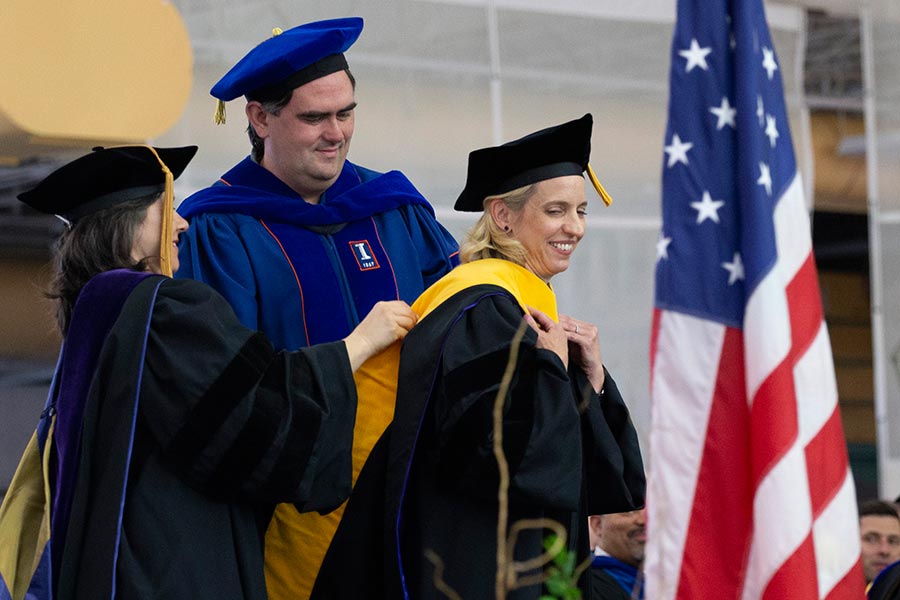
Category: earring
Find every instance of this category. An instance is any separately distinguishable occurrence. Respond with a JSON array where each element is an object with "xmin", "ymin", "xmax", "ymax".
[{"xmin": 503, "ymin": 225, "xmax": 510, "ymax": 232}]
